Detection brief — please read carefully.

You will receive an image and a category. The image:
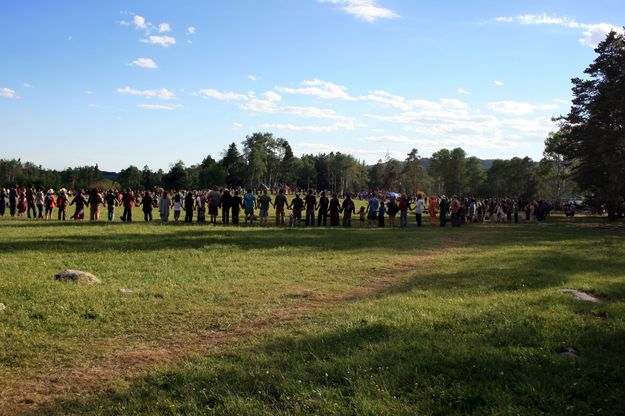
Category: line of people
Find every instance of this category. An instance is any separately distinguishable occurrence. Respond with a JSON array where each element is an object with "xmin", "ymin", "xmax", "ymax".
[{"xmin": 1, "ymin": 184, "xmax": 551, "ymax": 227}]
